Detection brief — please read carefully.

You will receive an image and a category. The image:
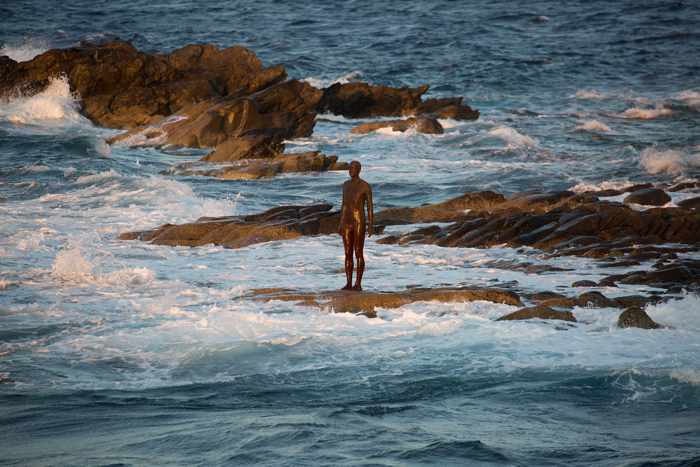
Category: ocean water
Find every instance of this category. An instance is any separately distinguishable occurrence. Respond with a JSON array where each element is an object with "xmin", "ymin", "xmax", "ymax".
[{"xmin": 2, "ymin": 1, "xmax": 700, "ymax": 465}]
